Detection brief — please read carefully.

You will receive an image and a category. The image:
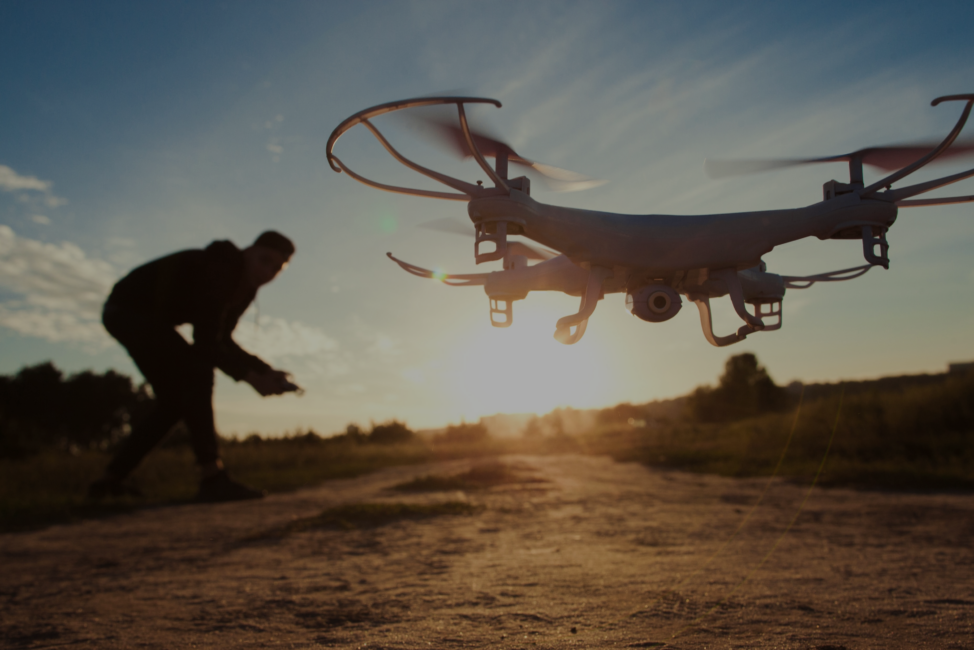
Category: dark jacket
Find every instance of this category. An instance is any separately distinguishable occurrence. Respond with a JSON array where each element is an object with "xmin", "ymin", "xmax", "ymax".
[{"xmin": 106, "ymin": 240, "xmax": 272, "ymax": 381}]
